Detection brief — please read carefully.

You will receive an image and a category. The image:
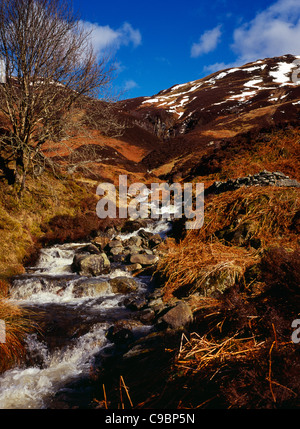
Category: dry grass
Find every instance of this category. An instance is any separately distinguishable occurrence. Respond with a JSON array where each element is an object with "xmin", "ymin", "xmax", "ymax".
[
  {"xmin": 0, "ymin": 298, "xmax": 37, "ymax": 372},
  {"xmin": 158, "ymin": 237, "xmax": 257, "ymax": 301},
  {"xmin": 205, "ymin": 127, "xmax": 300, "ymax": 182},
  {"xmin": 0, "ymin": 172, "xmax": 97, "ymax": 278},
  {"xmin": 176, "ymin": 332, "xmax": 264, "ymax": 373},
  {"xmin": 204, "ymin": 186, "xmax": 299, "ymax": 243},
  {"xmin": 94, "ymin": 376, "xmax": 134, "ymax": 409},
  {"xmin": 157, "ymin": 186, "xmax": 299, "ymax": 300}
]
